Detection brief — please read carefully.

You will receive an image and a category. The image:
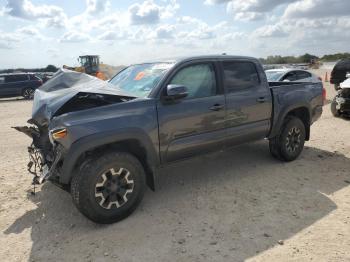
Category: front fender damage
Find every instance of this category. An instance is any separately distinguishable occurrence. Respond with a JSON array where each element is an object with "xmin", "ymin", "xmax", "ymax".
[{"xmin": 14, "ymin": 69, "xmax": 135, "ymax": 187}]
